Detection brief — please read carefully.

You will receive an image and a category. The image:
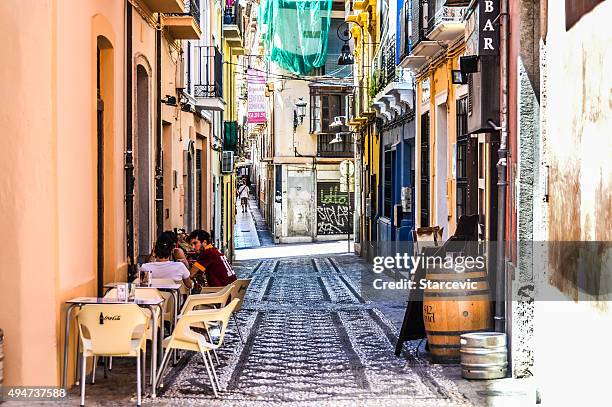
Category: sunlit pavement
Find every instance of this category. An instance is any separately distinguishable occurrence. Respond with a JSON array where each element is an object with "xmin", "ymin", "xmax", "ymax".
[
  {"xmin": 7, "ymin": 251, "xmax": 535, "ymax": 407},
  {"xmin": 8, "ymin": 204, "xmax": 535, "ymax": 407}
]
